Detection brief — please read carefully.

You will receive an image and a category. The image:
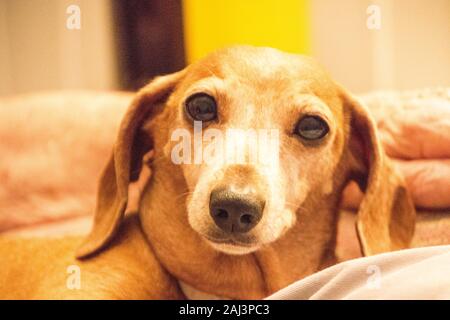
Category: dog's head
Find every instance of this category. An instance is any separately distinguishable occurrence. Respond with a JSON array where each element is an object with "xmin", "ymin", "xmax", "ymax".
[{"xmin": 76, "ymin": 46, "xmax": 415, "ymax": 261}]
